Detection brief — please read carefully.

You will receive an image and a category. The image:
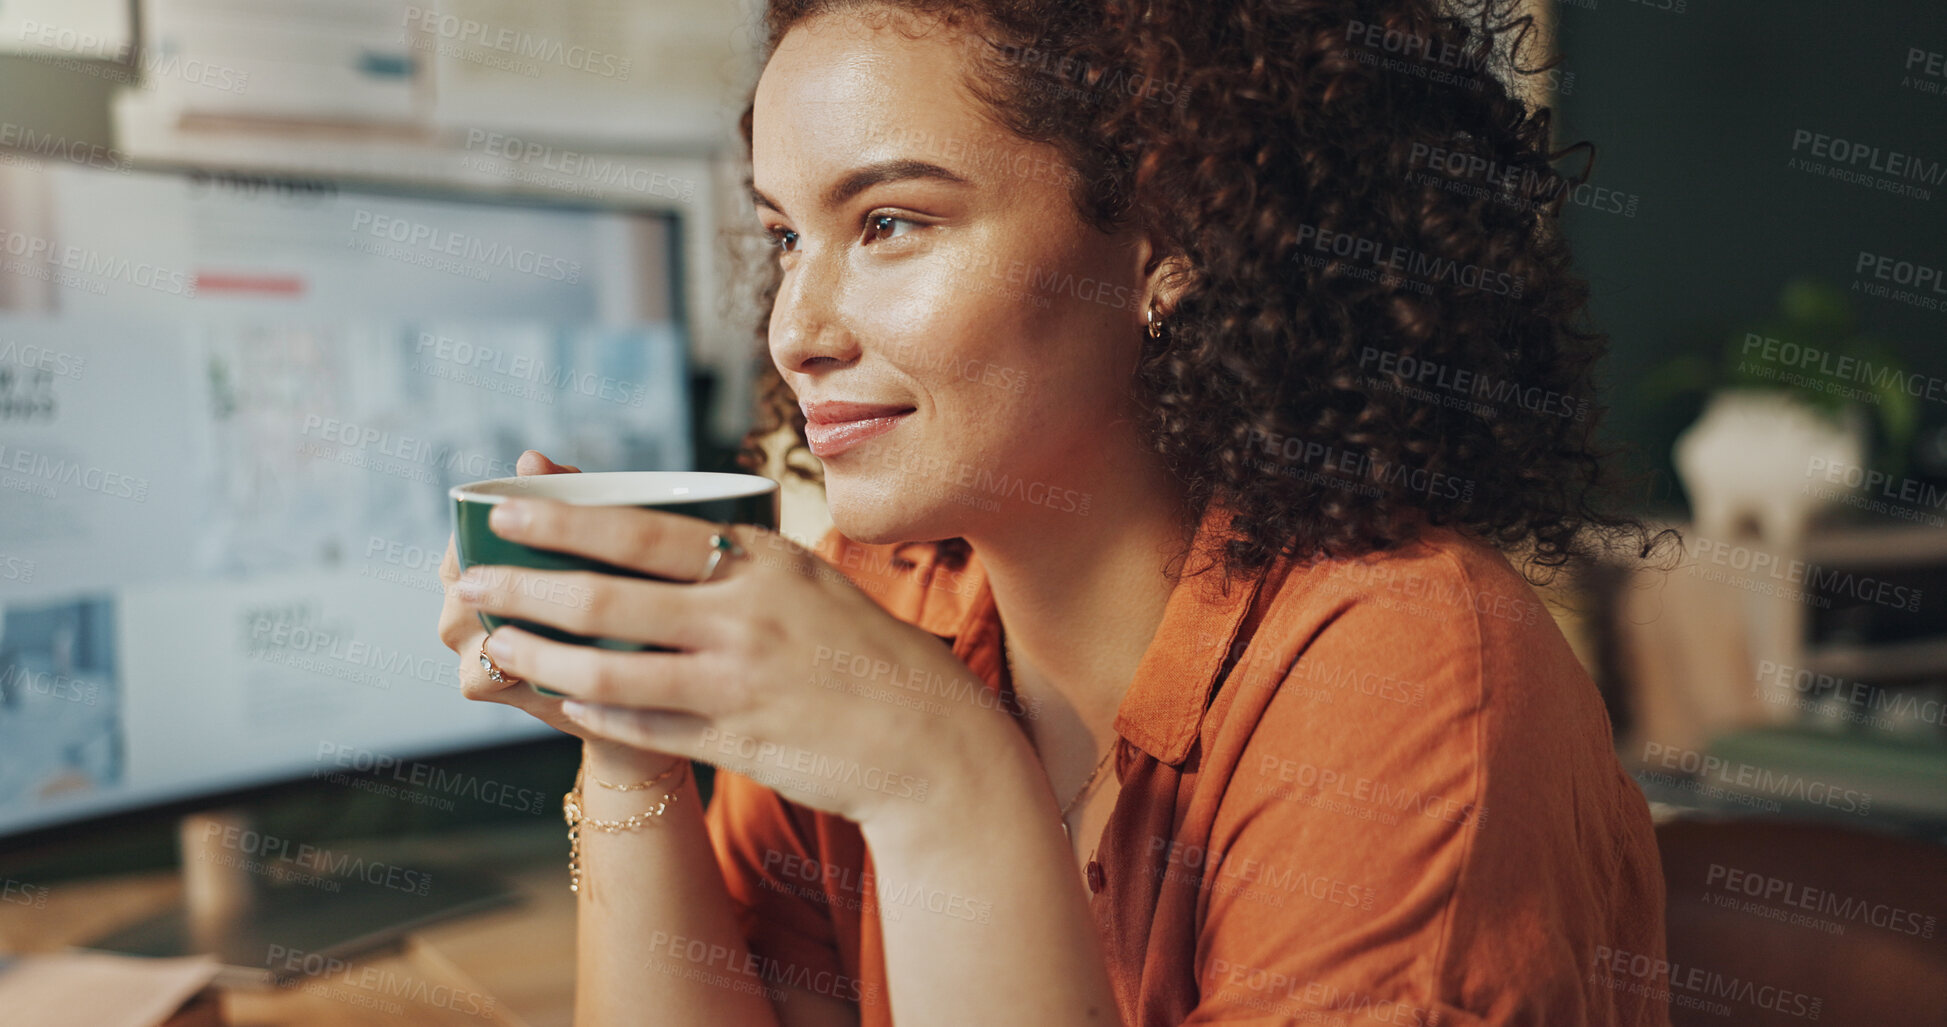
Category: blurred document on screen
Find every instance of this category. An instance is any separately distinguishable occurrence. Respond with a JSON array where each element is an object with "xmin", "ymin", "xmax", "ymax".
[{"xmin": 13, "ymin": 163, "xmax": 668, "ymax": 323}]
